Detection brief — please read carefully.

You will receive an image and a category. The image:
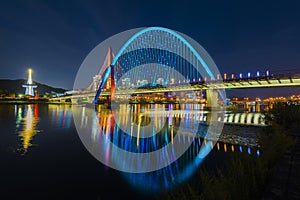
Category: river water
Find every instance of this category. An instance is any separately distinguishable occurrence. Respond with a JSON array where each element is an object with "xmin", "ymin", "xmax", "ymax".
[{"xmin": 0, "ymin": 103, "xmax": 262, "ymax": 200}]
